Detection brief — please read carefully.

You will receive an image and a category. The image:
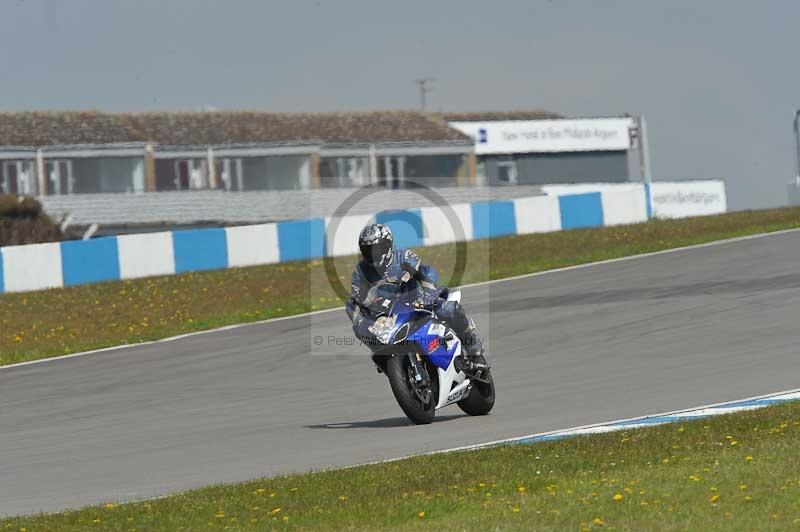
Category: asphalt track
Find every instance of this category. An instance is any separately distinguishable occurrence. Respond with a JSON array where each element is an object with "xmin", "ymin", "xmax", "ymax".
[{"xmin": 3, "ymin": 230, "xmax": 800, "ymax": 516}]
